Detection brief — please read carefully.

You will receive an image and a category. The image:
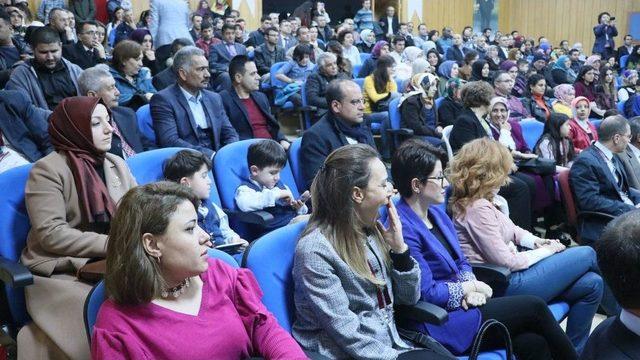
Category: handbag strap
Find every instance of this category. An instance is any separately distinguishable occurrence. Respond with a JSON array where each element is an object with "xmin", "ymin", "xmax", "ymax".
[{"xmin": 469, "ymin": 319, "xmax": 514, "ymax": 360}]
